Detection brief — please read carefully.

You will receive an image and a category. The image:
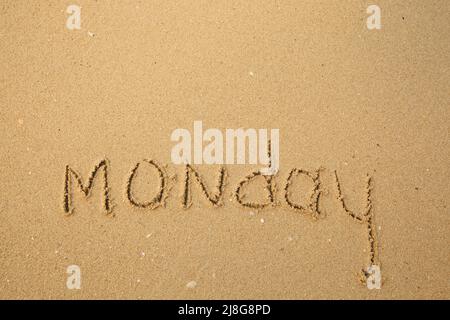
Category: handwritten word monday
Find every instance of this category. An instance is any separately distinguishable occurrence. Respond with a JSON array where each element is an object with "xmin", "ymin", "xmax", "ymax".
[
  {"xmin": 63, "ymin": 159, "xmax": 380, "ymax": 287},
  {"xmin": 63, "ymin": 159, "xmax": 373, "ymax": 216}
]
